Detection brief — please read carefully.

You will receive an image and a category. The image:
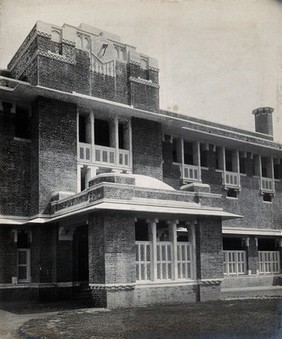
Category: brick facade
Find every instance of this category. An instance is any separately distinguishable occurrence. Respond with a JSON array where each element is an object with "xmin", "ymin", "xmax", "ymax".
[{"xmin": 0, "ymin": 21, "xmax": 282, "ymax": 307}]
